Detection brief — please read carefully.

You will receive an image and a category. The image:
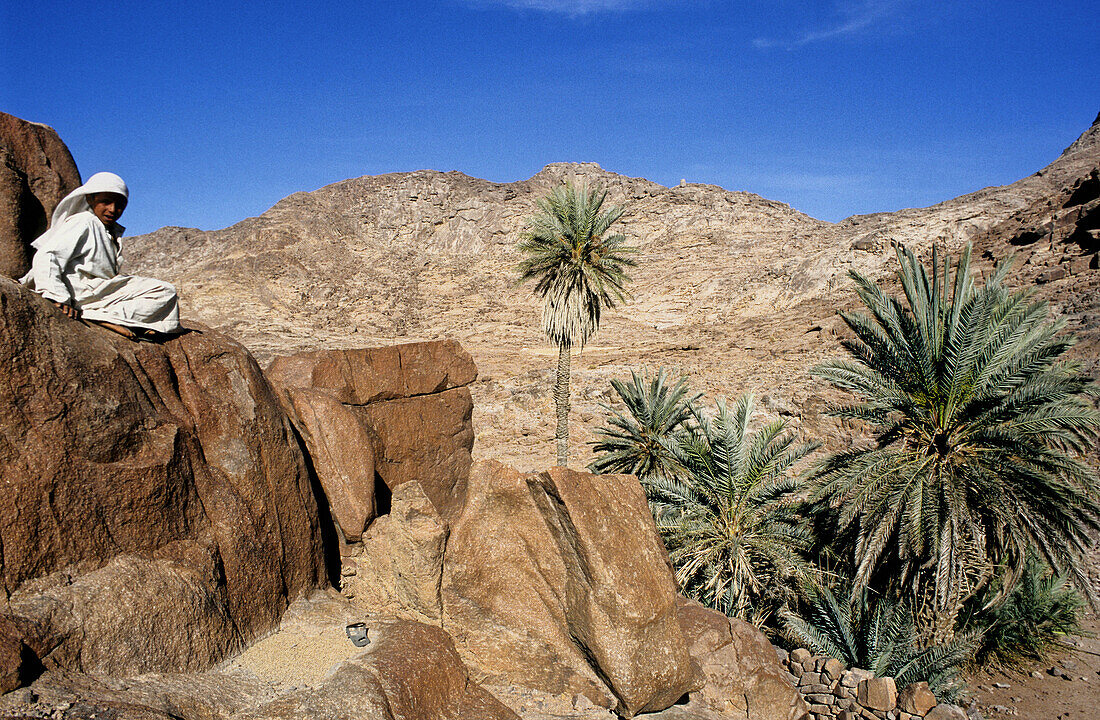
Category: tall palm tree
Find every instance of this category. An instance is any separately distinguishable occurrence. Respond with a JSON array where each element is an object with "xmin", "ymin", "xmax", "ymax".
[
  {"xmin": 650, "ymin": 394, "xmax": 819, "ymax": 623},
  {"xmin": 809, "ymin": 243, "xmax": 1100, "ymax": 643},
  {"xmin": 517, "ymin": 182, "xmax": 637, "ymax": 466},
  {"xmin": 588, "ymin": 367, "xmax": 701, "ymax": 481}
]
